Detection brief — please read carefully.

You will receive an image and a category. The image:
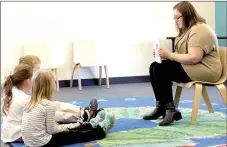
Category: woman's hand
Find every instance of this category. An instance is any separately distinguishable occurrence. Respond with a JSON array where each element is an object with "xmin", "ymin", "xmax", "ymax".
[{"xmin": 159, "ymin": 48, "xmax": 173, "ymax": 60}]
